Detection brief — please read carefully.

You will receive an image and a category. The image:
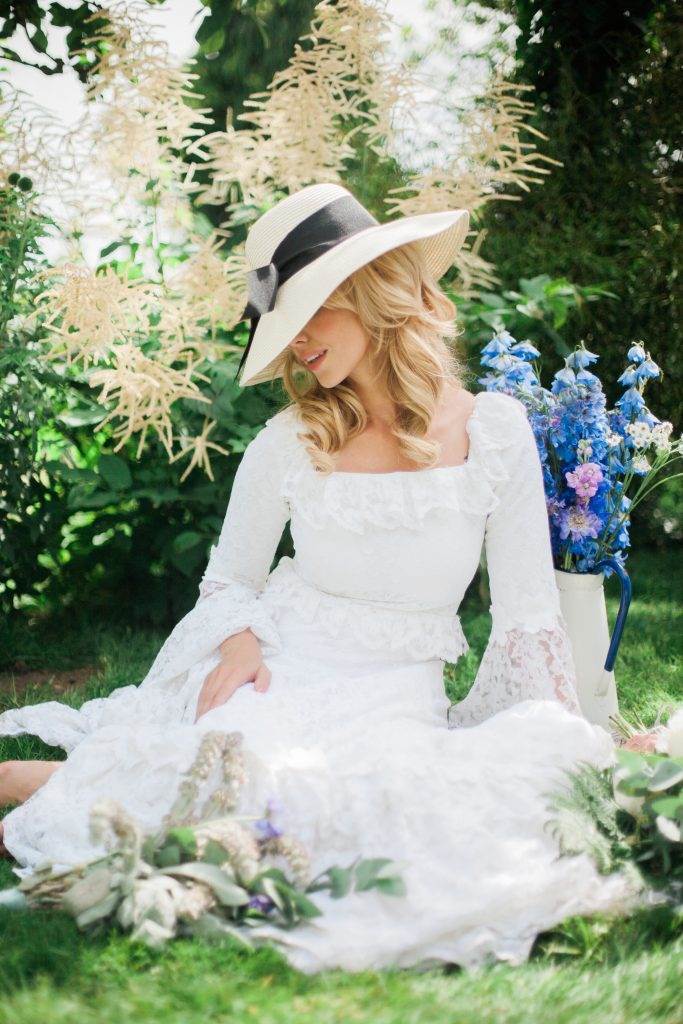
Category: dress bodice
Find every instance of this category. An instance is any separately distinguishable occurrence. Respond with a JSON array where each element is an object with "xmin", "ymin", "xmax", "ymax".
[{"xmin": 135, "ymin": 389, "xmax": 582, "ymax": 724}]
